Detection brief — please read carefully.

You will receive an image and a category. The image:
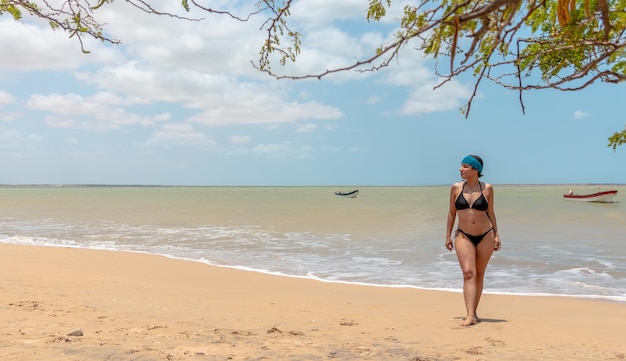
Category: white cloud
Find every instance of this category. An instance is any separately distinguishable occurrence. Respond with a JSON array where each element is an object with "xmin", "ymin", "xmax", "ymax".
[
  {"xmin": 5, "ymin": 1, "xmax": 352, "ymax": 131},
  {"xmin": 0, "ymin": 112, "xmax": 21, "ymax": 122},
  {"xmin": 230, "ymin": 135, "xmax": 251, "ymax": 145},
  {"xmin": 0, "ymin": 126, "xmax": 43, "ymax": 152},
  {"xmin": 26, "ymin": 92, "xmax": 169, "ymax": 130},
  {"xmin": 95, "ymin": 2, "xmax": 267, "ymax": 78},
  {"xmin": 146, "ymin": 123, "xmax": 215, "ymax": 149},
  {"xmin": 252, "ymin": 142, "xmax": 313, "ymax": 160},
  {"xmin": 399, "ymin": 81, "xmax": 471, "ymax": 114},
  {"xmin": 252, "ymin": 143, "xmax": 290, "ymax": 159},
  {"xmin": 0, "ymin": 91, "xmax": 20, "ymax": 121},
  {"xmin": 0, "ymin": 90, "xmax": 16, "ymax": 105},
  {"xmin": 76, "ymin": 57, "xmax": 344, "ymax": 127},
  {"xmin": 28, "ymin": 93, "xmax": 106, "ymax": 115},
  {"xmin": 189, "ymin": 101, "xmax": 342, "ymax": 126},
  {"xmin": 291, "ymin": 0, "xmax": 366, "ymax": 25},
  {"xmin": 573, "ymin": 110, "xmax": 590, "ymax": 119},
  {"xmin": 380, "ymin": 44, "xmax": 473, "ymax": 115},
  {"xmin": 366, "ymin": 95, "xmax": 382, "ymax": 105},
  {"xmin": 0, "ymin": 19, "xmax": 120, "ymax": 72},
  {"xmin": 306, "ymin": 27, "xmax": 364, "ymax": 59},
  {"xmin": 296, "ymin": 123, "xmax": 318, "ymax": 133}
]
